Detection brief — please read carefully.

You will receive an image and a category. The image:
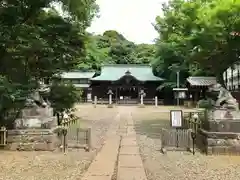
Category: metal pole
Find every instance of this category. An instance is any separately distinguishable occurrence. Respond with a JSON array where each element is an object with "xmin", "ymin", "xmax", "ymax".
[
  {"xmin": 63, "ymin": 134, "xmax": 66, "ymax": 153},
  {"xmin": 176, "ymin": 128, "xmax": 179, "ymax": 148},
  {"xmin": 177, "ymin": 71, "xmax": 180, "ymax": 106},
  {"xmin": 192, "ymin": 136, "xmax": 195, "ymax": 155}
]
